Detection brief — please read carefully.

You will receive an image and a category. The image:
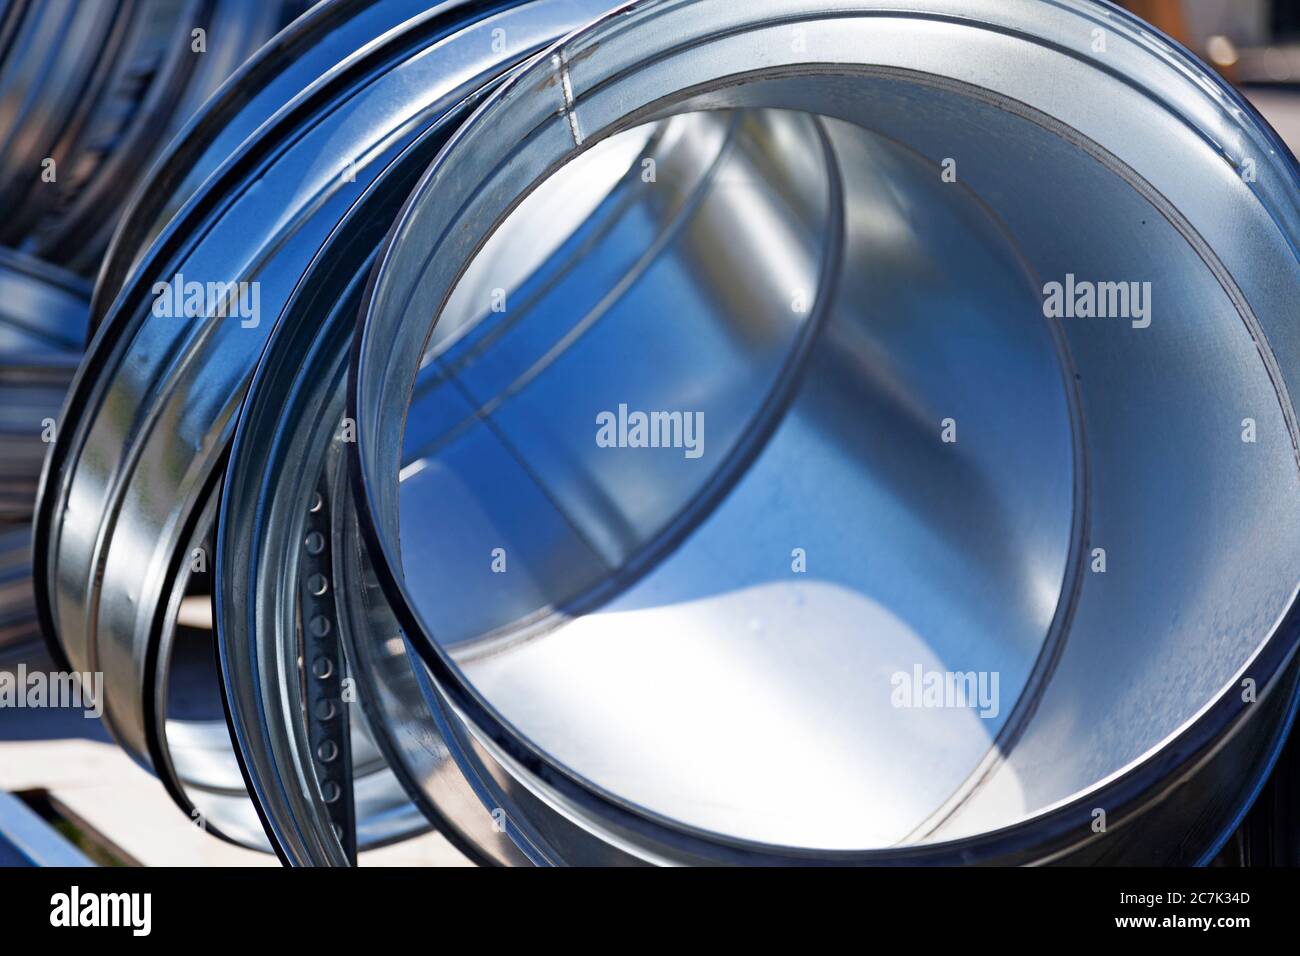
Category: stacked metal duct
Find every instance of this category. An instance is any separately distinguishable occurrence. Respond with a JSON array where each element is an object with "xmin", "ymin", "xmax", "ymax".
[
  {"xmin": 23, "ymin": 0, "xmax": 1300, "ymax": 866},
  {"xmin": 34, "ymin": 0, "xmax": 488, "ymax": 857},
  {"xmin": 0, "ymin": 248, "xmax": 87, "ymax": 660},
  {"xmin": 0, "ymin": 0, "xmax": 308, "ymax": 817},
  {"xmin": 0, "ymin": 0, "xmax": 303, "ymax": 275},
  {"xmin": 0, "ymin": 249, "xmax": 87, "ymax": 522},
  {"xmin": 0, "ymin": 0, "xmax": 306, "ymax": 659}
]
